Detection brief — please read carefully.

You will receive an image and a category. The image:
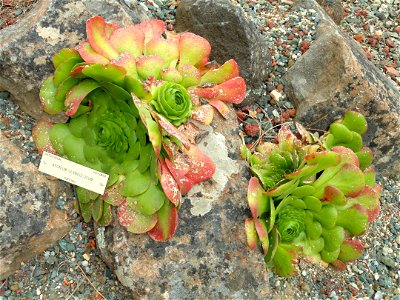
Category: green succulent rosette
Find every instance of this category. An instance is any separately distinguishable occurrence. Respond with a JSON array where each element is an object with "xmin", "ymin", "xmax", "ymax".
[
  {"xmin": 276, "ymin": 205, "xmax": 305, "ymax": 243},
  {"xmin": 243, "ymin": 112, "xmax": 381, "ymax": 277},
  {"xmin": 151, "ymin": 82, "xmax": 192, "ymax": 126}
]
